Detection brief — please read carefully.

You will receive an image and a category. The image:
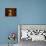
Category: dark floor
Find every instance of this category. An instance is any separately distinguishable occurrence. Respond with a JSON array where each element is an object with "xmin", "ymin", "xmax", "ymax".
[
  {"xmin": 0, "ymin": 40, "xmax": 46, "ymax": 46},
  {"xmin": 19, "ymin": 40, "xmax": 46, "ymax": 46}
]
